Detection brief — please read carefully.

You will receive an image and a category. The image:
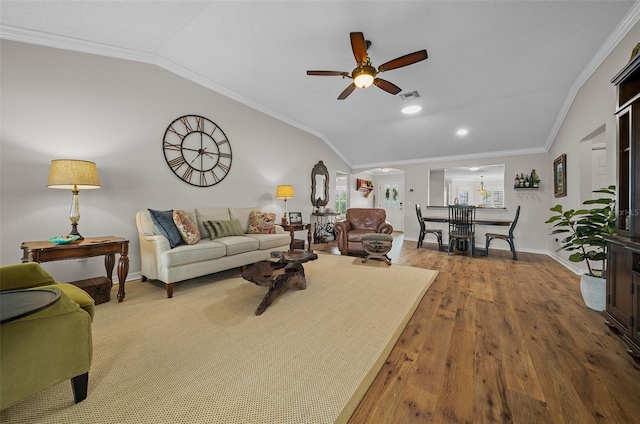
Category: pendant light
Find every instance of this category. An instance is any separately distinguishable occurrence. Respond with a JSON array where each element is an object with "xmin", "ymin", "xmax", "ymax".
[{"xmin": 478, "ymin": 175, "xmax": 487, "ymax": 196}]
